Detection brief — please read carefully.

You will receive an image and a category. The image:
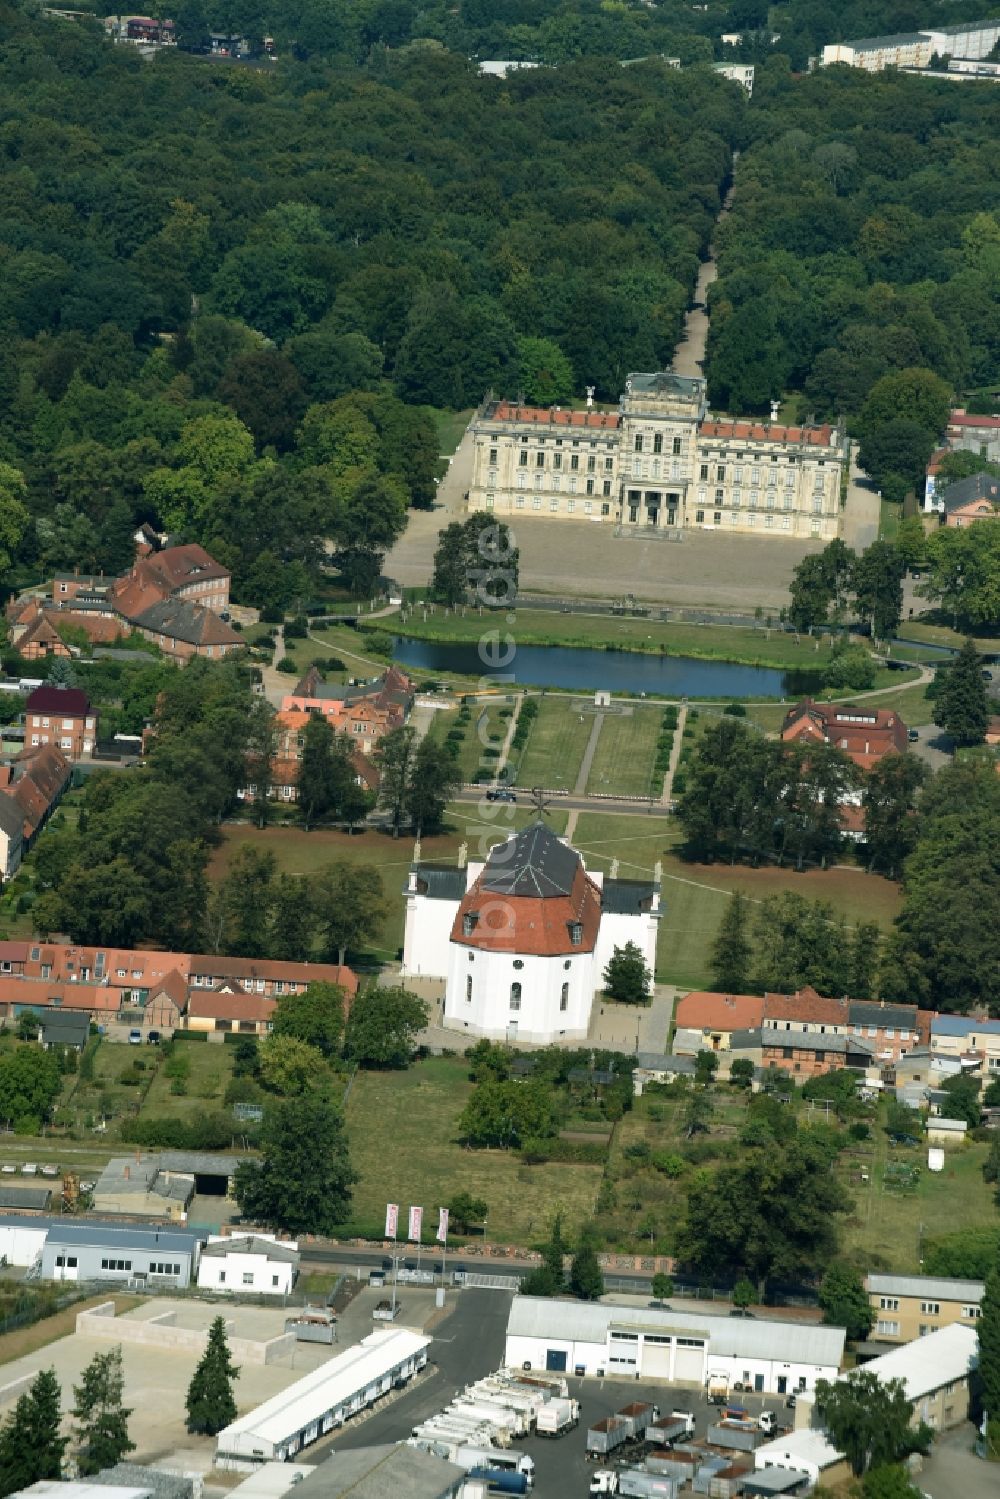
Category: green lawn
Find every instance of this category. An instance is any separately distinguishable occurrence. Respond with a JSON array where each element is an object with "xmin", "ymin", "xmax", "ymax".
[
  {"xmin": 899, "ymin": 619, "xmax": 998, "ymax": 653},
  {"xmin": 142, "ymin": 1042, "xmax": 234, "ymax": 1120},
  {"xmin": 462, "ymin": 697, "xmax": 516, "ymax": 781},
  {"xmin": 279, "ymin": 622, "xmax": 391, "ymax": 677},
  {"xmin": 210, "ymin": 806, "xmax": 568, "ymax": 962},
  {"xmin": 513, "ymin": 696, "xmax": 594, "ymax": 792},
  {"xmin": 840, "ymin": 1128, "xmax": 997, "ymax": 1271},
  {"xmin": 345, "ymin": 1056, "xmax": 602, "ymax": 1243},
  {"xmin": 571, "ymin": 812, "xmax": 902, "ymax": 988},
  {"xmin": 585, "ymin": 707, "xmax": 663, "ymax": 799}
]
